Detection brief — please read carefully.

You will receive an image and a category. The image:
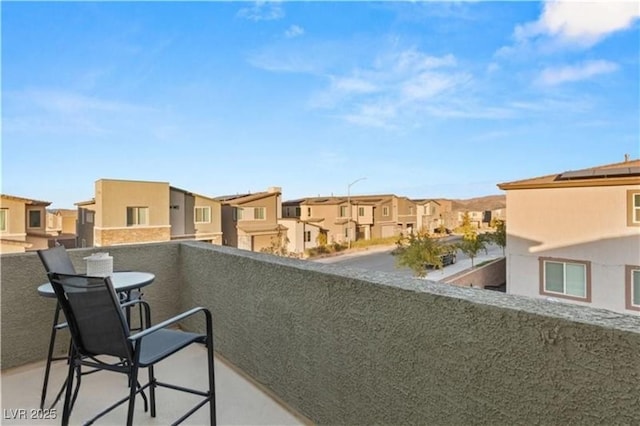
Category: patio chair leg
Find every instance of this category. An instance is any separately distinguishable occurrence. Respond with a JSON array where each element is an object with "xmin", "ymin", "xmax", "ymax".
[
  {"xmin": 40, "ymin": 303, "xmax": 62, "ymax": 409},
  {"xmin": 61, "ymin": 350, "xmax": 76, "ymax": 426},
  {"xmin": 69, "ymin": 365, "xmax": 82, "ymax": 414},
  {"xmin": 149, "ymin": 365, "xmax": 157, "ymax": 418},
  {"xmin": 207, "ymin": 334, "xmax": 217, "ymax": 425},
  {"xmin": 126, "ymin": 365, "xmax": 140, "ymax": 426}
]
